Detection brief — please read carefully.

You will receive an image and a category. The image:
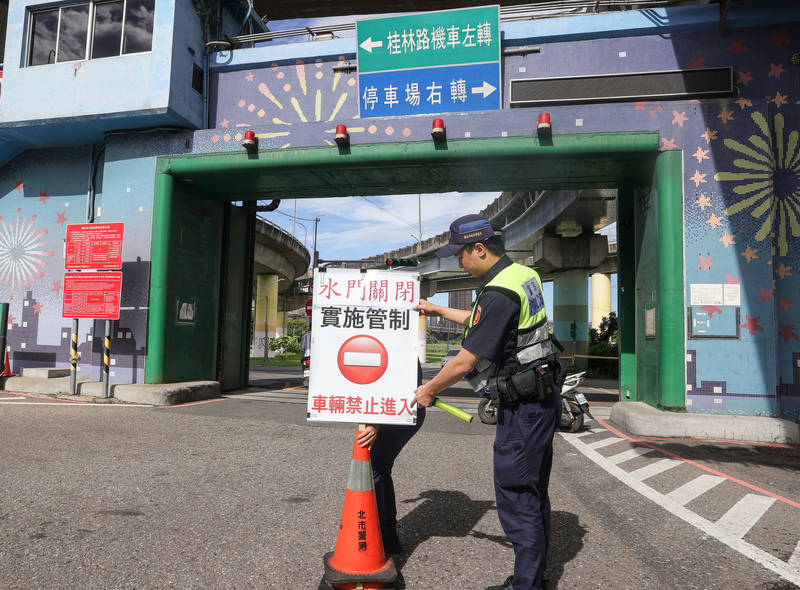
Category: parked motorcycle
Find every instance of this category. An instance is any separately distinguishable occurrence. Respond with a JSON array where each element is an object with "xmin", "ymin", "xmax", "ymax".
[
  {"xmin": 301, "ymin": 352, "xmax": 310, "ymax": 387},
  {"xmin": 558, "ymin": 371, "xmax": 593, "ymax": 432},
  {"xmin": 300, "ymin": 333, "xmax": 311, "ymax": 388},
  {"xmin": 477, "ymin": 370, "xmax": 593, "ymax": 432}
]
